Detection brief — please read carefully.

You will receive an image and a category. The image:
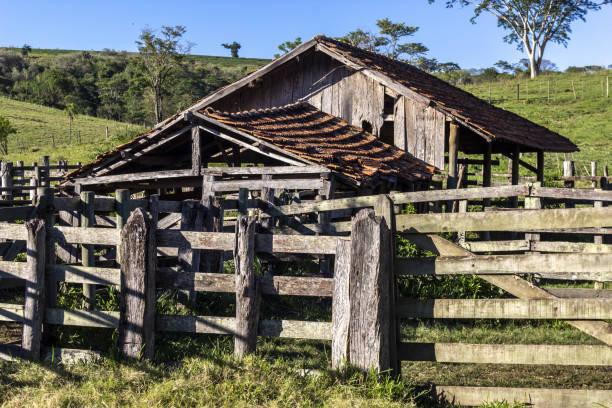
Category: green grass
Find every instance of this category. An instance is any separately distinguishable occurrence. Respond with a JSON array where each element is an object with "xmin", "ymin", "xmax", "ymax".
[
  {"xmin": 0, "ymin": 46, "xmax": 270, "ymax": 71},
  {"xmin": 459, "ymin": 70, "xmax": 612, "ymax": 182},
  {"xmin": 0, "ymin": 96, "xmax": 144, "ymax": 164}
]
